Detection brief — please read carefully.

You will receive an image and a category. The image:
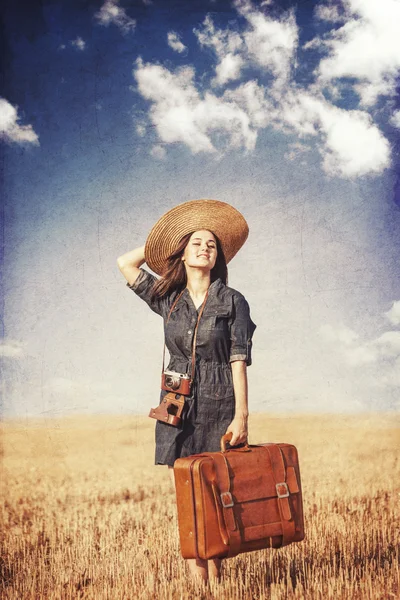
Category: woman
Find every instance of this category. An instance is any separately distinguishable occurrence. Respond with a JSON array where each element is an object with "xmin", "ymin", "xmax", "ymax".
[{"xmin": 117, "ymin": 199, "xmax": 256, "ymax": 583}]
